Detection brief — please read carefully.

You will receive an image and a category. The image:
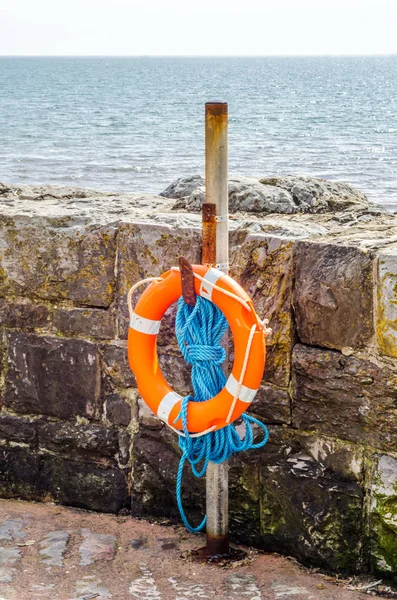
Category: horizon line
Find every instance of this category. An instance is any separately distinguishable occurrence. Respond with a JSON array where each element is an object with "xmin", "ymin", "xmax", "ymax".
[{"xmin": 0, "ymin": 53, "xmax": 396, "ymax": 58}]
